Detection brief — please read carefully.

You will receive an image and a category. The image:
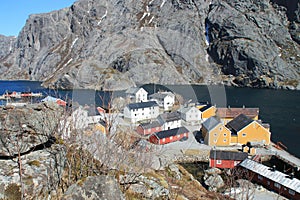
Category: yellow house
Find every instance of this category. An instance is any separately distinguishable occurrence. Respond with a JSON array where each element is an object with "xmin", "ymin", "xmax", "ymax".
[
  {"xmin": 95, "ymin": 119, "xmax": 107, "ymax": 134},
  {"xmin": 199, "ymin": 104, "xmax": 216, "ymax": 121},
  {"xmin": 201, "ymin": 116, "xmax": 231, "ymax": 146},
  {"xmin": 216, "ymin": 107, "xmax": 259, "ymax": 124},
  {"xmin": 226, "ymin": 114, "xmax": 271, "ymax": 146}
]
